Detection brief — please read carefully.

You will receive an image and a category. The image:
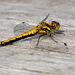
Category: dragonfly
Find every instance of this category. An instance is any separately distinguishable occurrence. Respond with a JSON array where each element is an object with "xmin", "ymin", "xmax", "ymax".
[{"xmin": 0, "ymin": 14, "xmax": 67, "ymax": 47}]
